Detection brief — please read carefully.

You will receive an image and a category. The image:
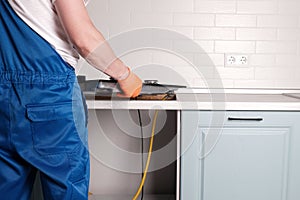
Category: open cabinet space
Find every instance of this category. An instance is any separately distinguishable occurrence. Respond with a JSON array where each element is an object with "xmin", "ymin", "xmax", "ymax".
[{"xmin": 87, "ymin": 109, "xmax": 178, "ymax": 200}]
